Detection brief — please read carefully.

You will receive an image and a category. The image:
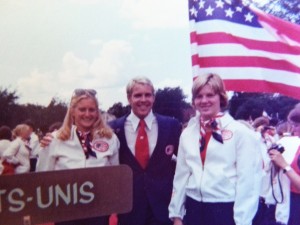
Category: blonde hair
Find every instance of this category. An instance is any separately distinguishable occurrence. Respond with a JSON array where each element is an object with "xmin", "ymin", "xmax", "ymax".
[
  {"xmin": 57, "ymin": 90, "xmax": 113, "ymax": 141},
  {"xmin": 192, "ymin": 73, "xmax": 228, "ymax": 108},
  {"xmin": 126, "ymin": 76, "xmax": 155, "ymax": 97},
  {"xmin": 12, "ymin": 124, "xmax": 30, "ymax": 139}
]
